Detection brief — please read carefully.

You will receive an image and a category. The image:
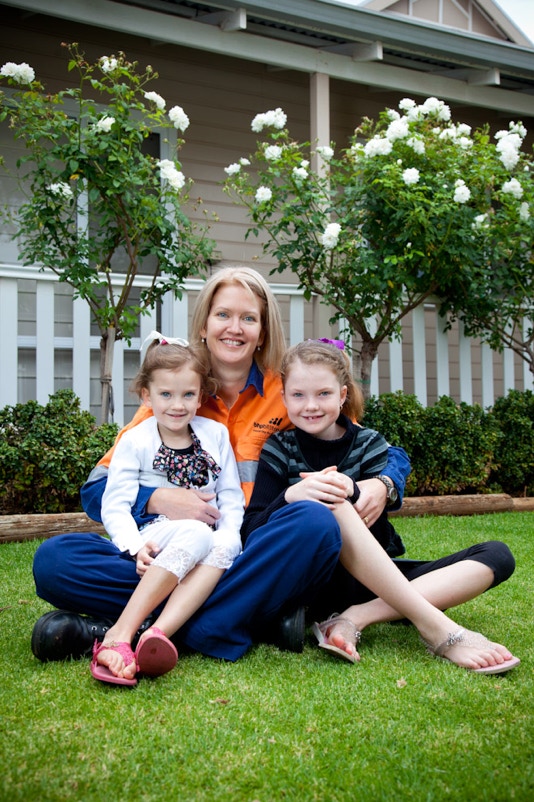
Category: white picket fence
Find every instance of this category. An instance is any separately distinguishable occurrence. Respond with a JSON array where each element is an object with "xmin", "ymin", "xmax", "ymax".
[
  {"xmin": 0, "ymin": 264, "xmax": 307, "ymax": 424},
  {"xmin": 1, "ymin": 263, "xmax": 531, "ymax": 425}
]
